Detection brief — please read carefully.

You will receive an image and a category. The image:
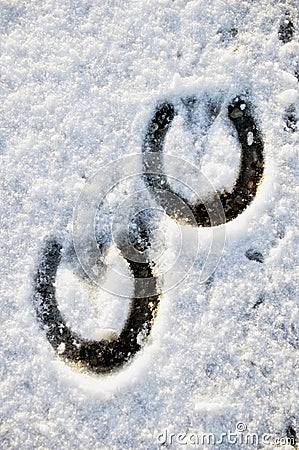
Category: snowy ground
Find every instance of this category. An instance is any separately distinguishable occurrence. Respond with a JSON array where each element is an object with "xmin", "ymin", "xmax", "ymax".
[{"xmin": 1, "ymin": 0, "xmax": 299, "ymax": 449}]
